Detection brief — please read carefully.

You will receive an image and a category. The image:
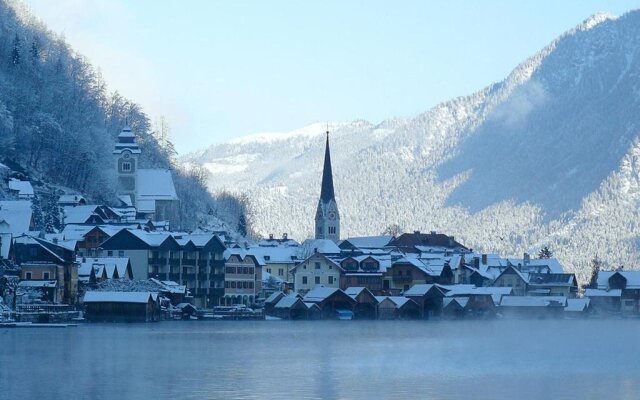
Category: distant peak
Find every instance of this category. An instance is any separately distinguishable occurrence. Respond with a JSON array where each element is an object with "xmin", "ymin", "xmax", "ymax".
[{"xmin": 576, "ymin": 12, "xmax": 616, "ymax": 32}]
